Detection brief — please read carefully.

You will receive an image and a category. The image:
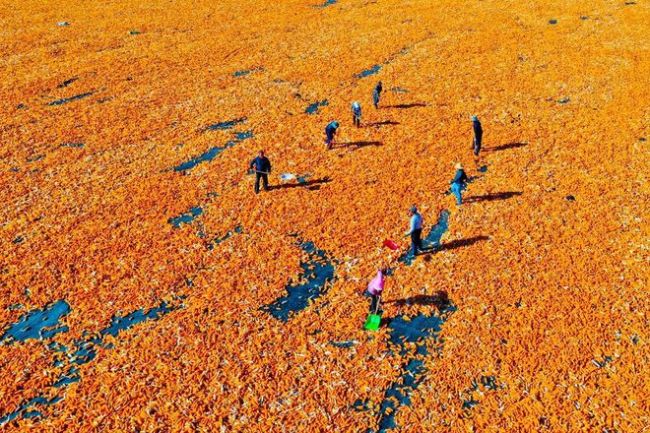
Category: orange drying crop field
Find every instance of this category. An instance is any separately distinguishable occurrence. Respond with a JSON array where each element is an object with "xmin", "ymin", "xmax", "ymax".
[{"xmin": 1, "ymin": 0, "xmax": 649, "ymax": 431}]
